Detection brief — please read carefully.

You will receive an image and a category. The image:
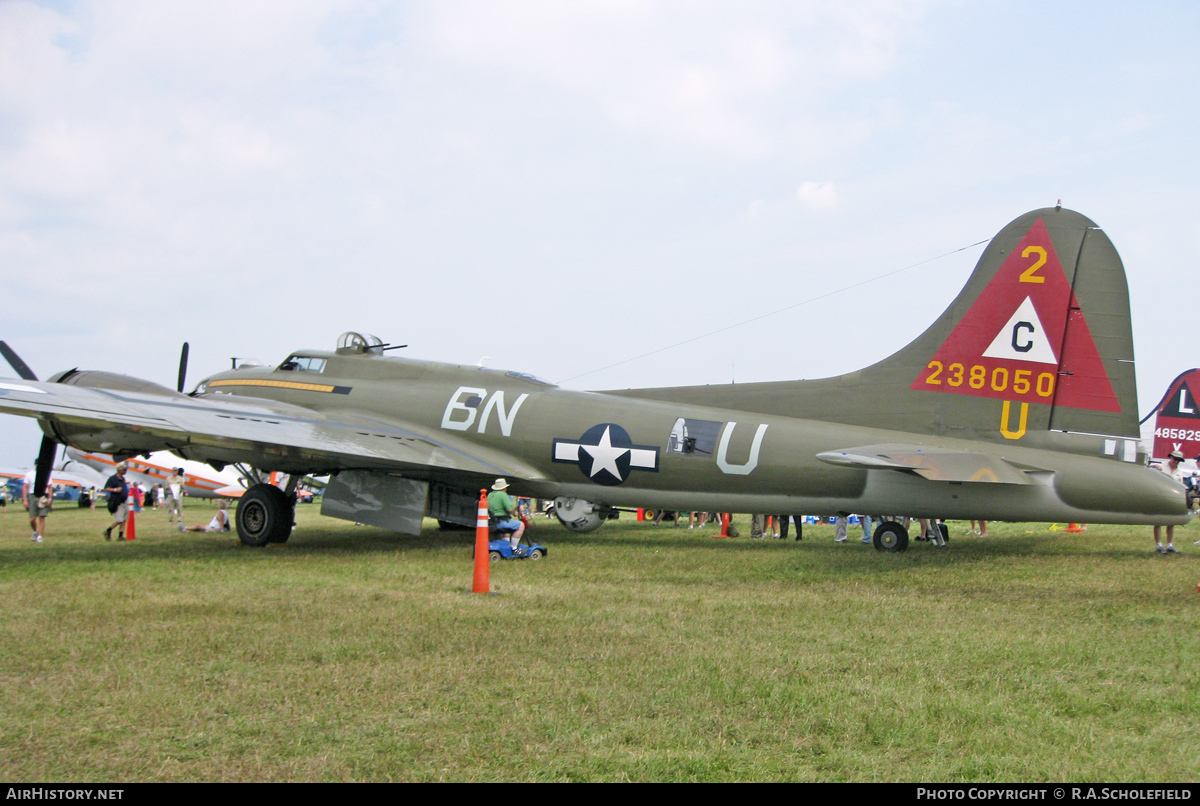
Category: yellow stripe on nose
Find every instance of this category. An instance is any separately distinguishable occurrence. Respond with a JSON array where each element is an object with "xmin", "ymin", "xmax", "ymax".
[{"xmin": 208, "ymin": 379, "xmax": 341, "ymax": 393}]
